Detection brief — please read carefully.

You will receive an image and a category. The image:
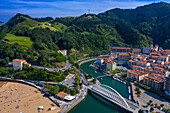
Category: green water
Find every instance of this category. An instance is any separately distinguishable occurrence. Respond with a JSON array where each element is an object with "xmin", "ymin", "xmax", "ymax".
[{"xmin": 69, "ymin": 61, "xmax": 129, "ymax": 113}]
